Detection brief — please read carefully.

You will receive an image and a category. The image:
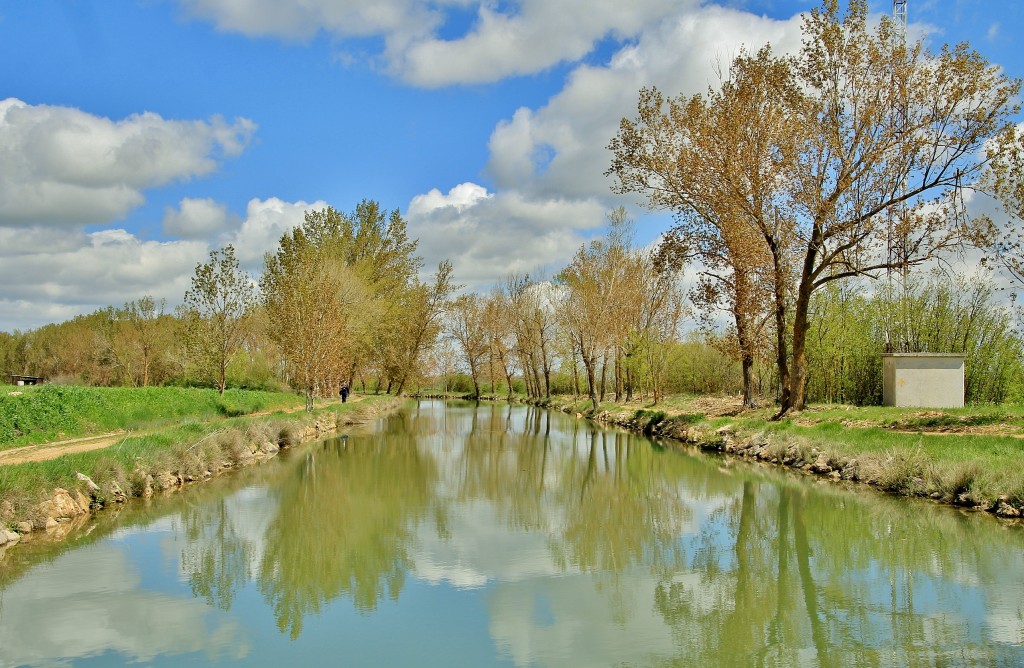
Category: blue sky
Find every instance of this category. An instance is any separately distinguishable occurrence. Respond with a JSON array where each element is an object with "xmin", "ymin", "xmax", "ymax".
[{"xmin": 1, "ymin": 0, "xmax": 1022, "ymax": 332}]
